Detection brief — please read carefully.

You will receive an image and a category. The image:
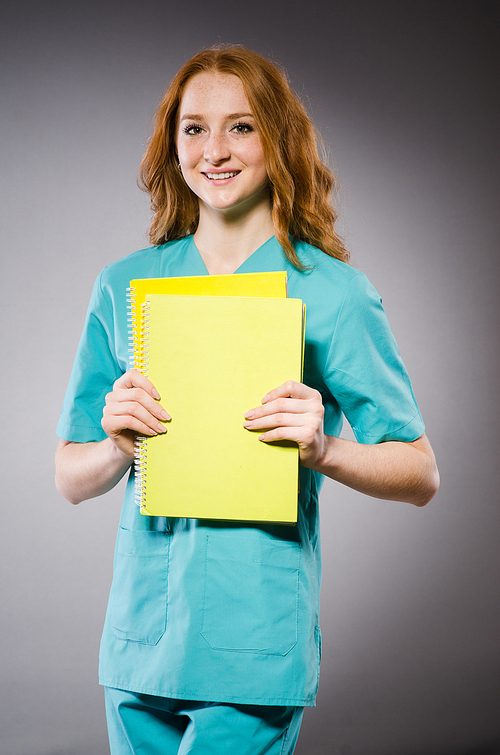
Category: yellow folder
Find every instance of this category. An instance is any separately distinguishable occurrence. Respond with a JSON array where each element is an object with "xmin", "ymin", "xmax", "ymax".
[
  {"xmin": 135, "ymin": 294, "xmax": 305, "ymax": 523},
  {"xmin": 128, "ymin": 272, "xmax": 288, "ymax": 366}
]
